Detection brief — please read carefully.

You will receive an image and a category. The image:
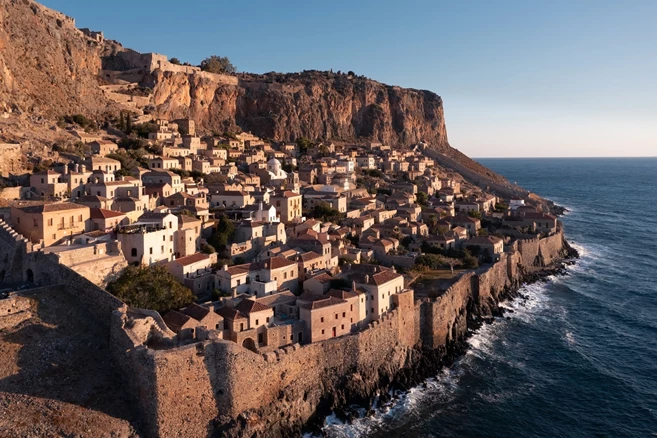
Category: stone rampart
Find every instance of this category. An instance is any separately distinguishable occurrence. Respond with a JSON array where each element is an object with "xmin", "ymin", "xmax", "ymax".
[
  {"xmin": 517, "ymin": 229, "xmax": 566, "ymax": 268},
  {"xmin": 112, "ymin": 229, "xmax": 569, "ymax": 437}
]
